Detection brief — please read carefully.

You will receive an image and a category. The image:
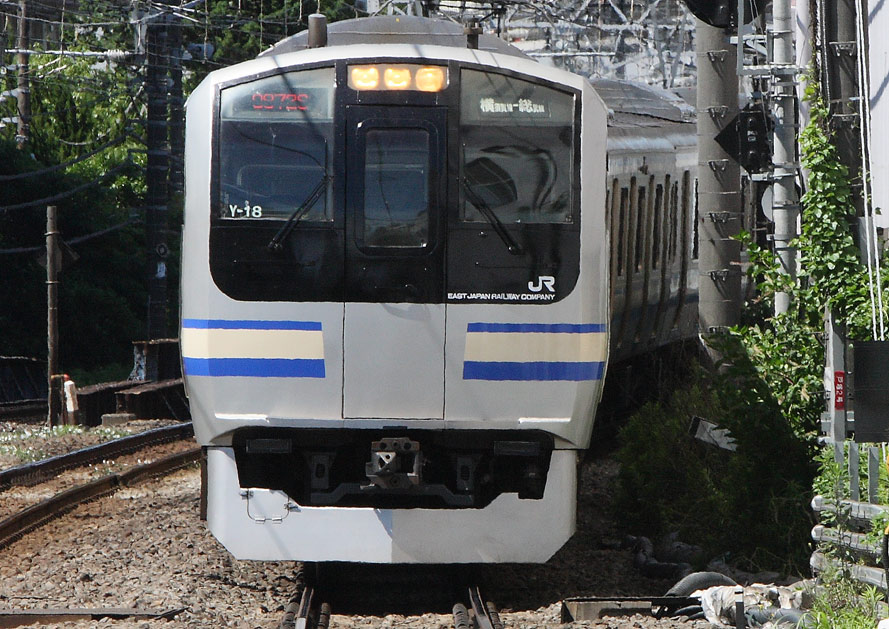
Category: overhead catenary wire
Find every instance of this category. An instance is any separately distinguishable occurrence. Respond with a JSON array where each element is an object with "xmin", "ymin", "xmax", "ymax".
[
  {"xmin": 0, "ymin": 162, "xmax": 133, "ymax": 212},
  {"xmin": 0, "ymin": 134, "xmax": 130, "ymax": 181},
  {"xmin": 0, "ymin": 217, "xmax": 143, "ymax": 255}
]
